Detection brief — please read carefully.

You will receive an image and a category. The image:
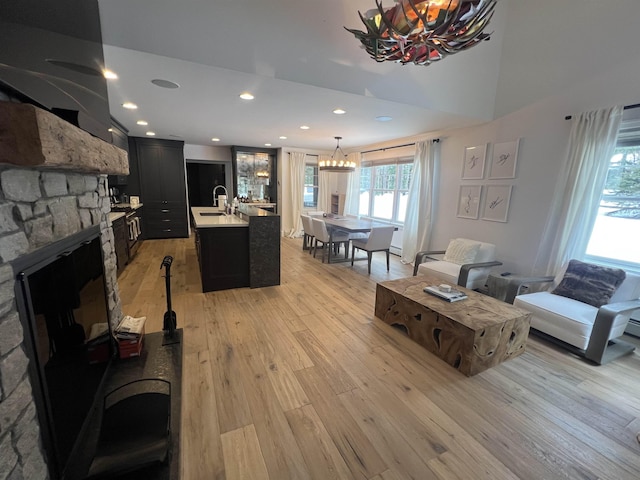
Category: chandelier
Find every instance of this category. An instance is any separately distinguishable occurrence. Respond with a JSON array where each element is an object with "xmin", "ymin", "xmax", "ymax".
[
  {"xmin": 319, "ymin": 137, "xmax": 356, "ymax": 172},
  {"xmin": 345, "ymin": 0, "xmax": 496, "ymax": 66}
]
